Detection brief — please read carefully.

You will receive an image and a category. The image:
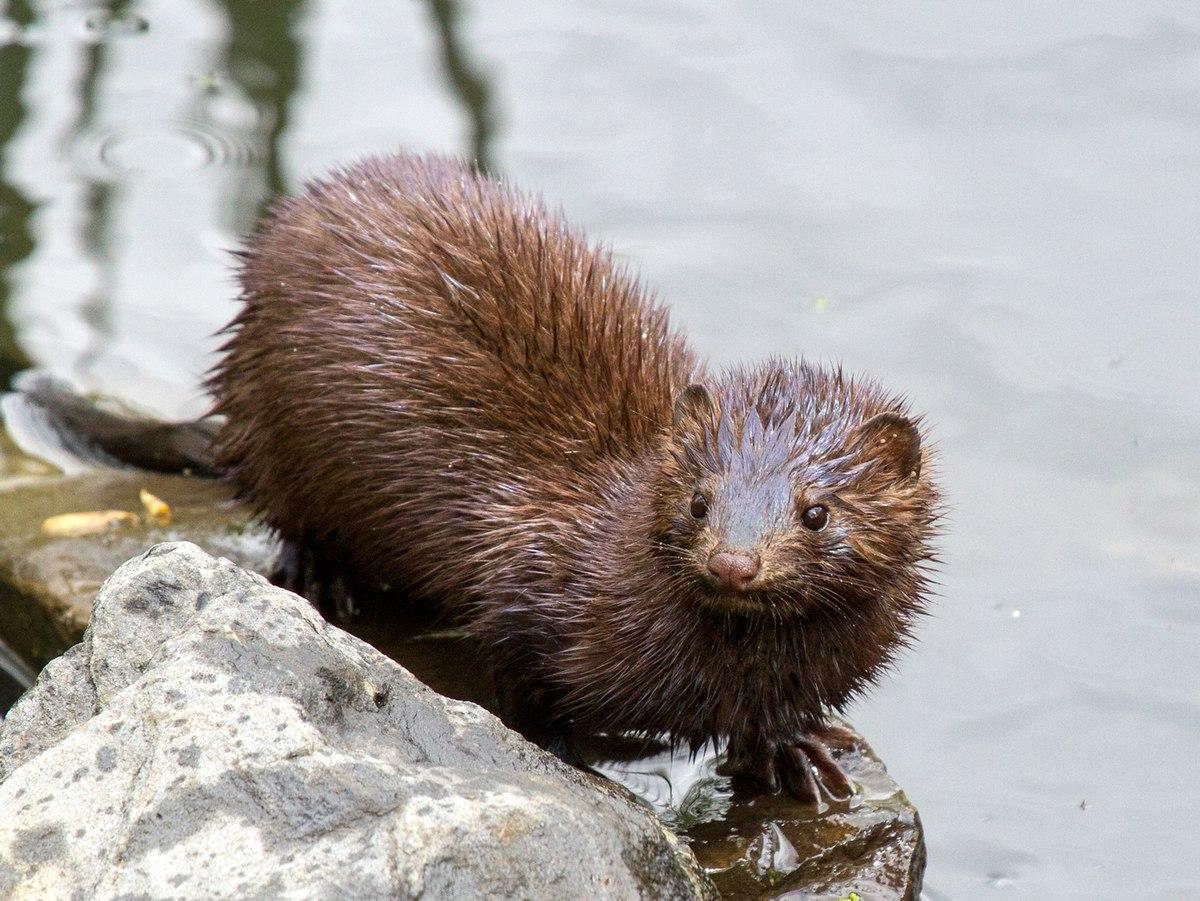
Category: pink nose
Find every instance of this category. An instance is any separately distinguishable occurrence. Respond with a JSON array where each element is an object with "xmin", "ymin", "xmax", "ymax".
[{"xmin": 707, "ymin": 551, "xmax": 761, "ymax": 592}]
